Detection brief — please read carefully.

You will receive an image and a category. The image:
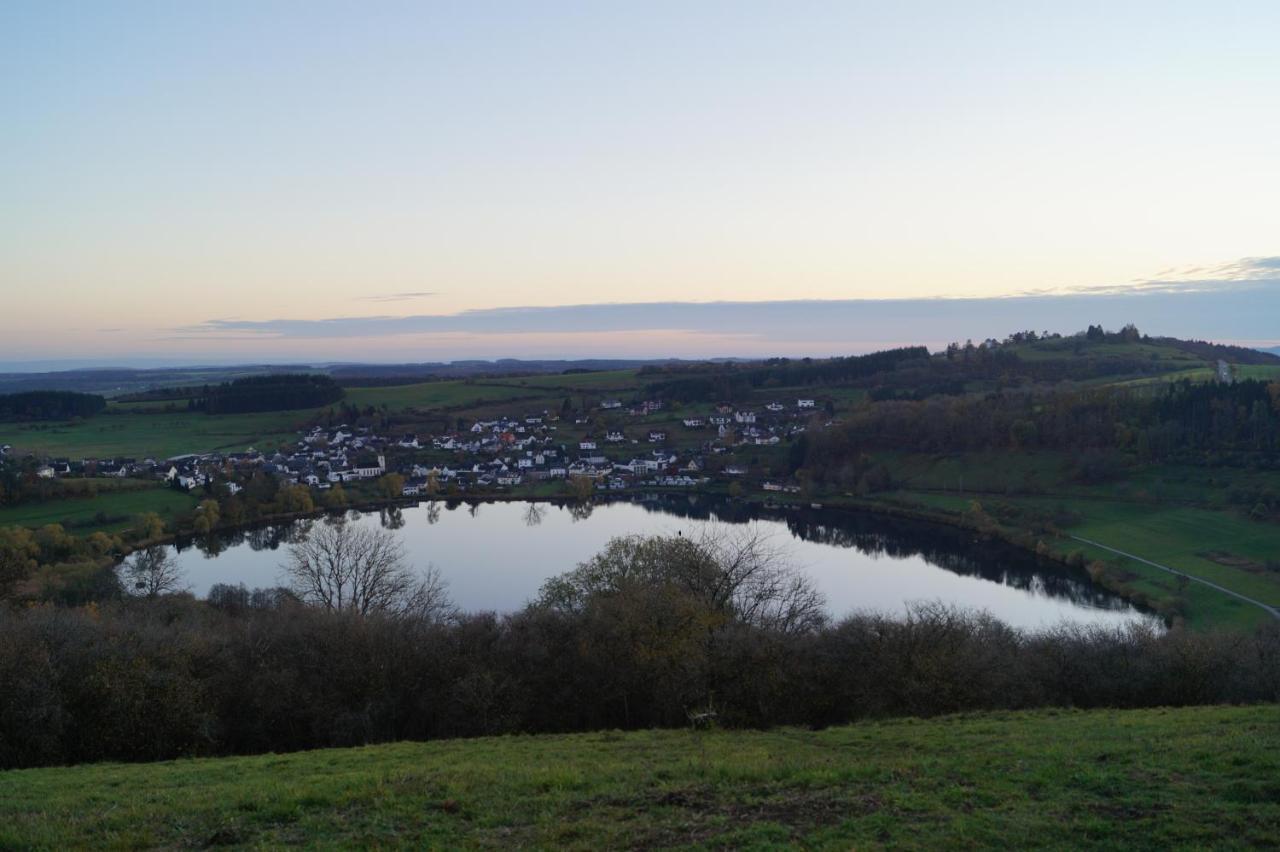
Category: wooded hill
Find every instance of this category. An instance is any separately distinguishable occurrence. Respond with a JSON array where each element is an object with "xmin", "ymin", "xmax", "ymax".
[{"xmin": 0, "ymin": 391, "xmax": 106, "ymax": 421}]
